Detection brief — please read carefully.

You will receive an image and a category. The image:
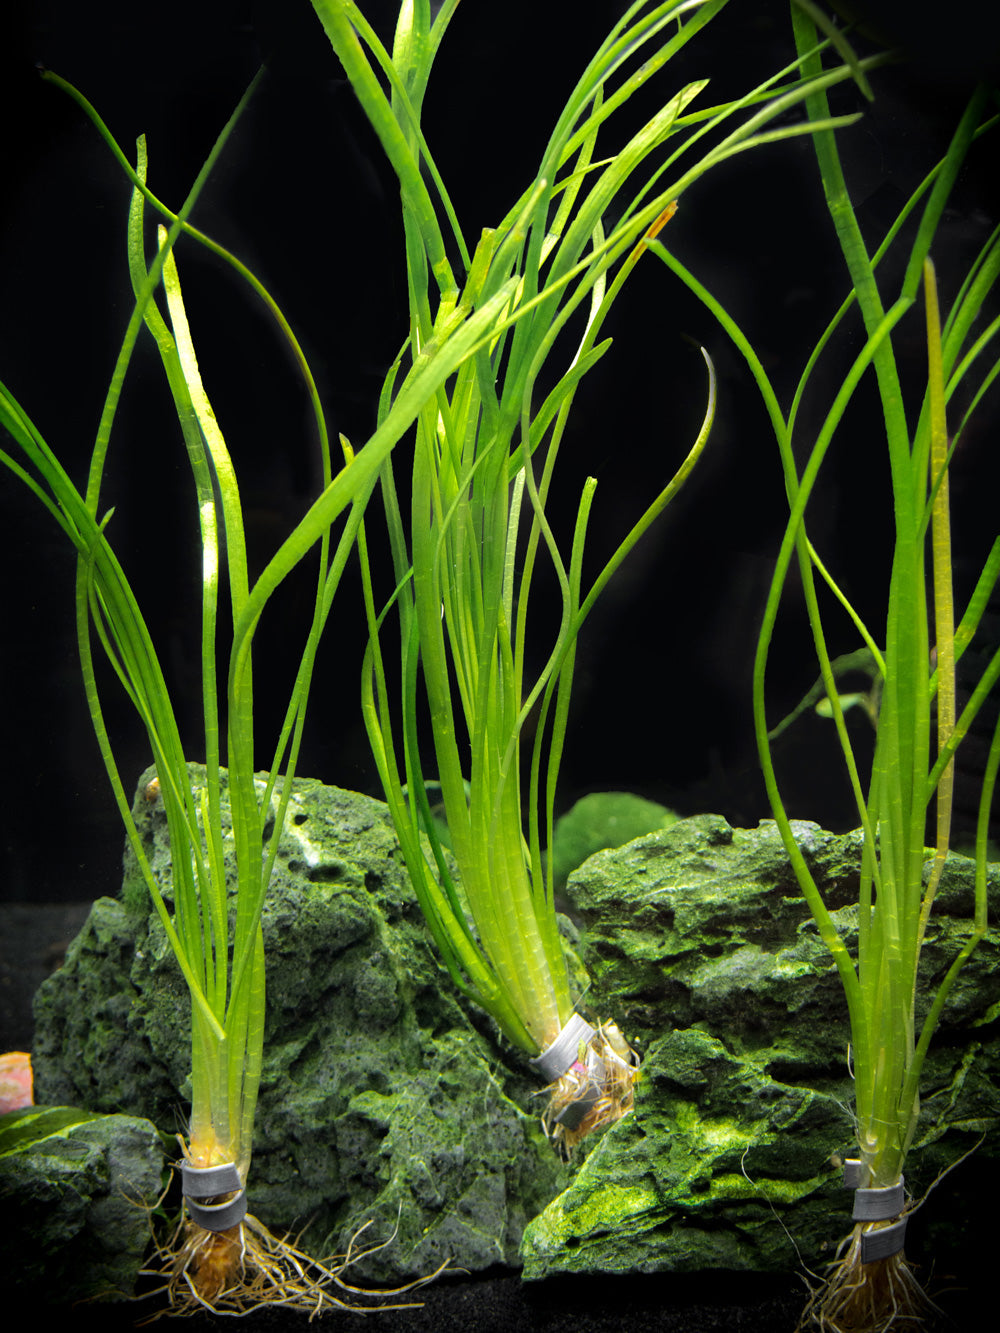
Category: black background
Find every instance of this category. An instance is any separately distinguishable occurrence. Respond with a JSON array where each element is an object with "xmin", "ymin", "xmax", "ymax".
[{"xmin": 1, "ymin": 0, "xmax": 999, "ymax": 907}]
